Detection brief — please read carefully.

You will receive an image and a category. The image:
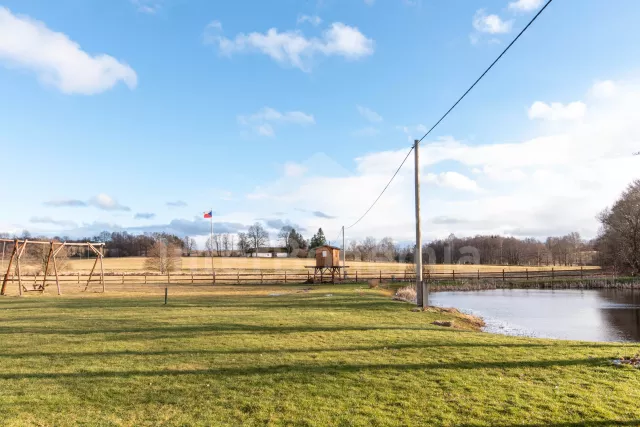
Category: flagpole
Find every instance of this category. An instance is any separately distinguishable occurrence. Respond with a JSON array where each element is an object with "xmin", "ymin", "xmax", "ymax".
[{"xmin": 210, "ymin": 208, "xmax": 214, "ymax": 273}]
